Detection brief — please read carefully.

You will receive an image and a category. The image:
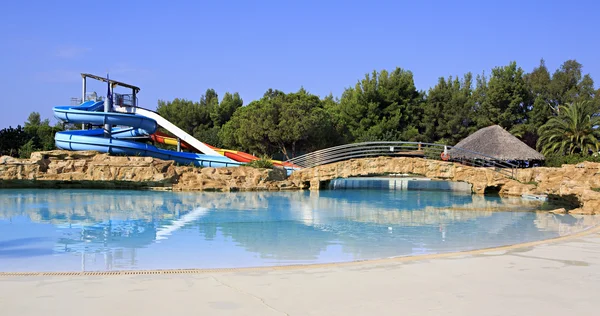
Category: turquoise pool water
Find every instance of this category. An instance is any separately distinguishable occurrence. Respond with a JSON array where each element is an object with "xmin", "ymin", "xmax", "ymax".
[{"xmin": 0, "ymin": 189, "xmax": 598, "ymax": 272}]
